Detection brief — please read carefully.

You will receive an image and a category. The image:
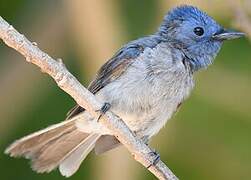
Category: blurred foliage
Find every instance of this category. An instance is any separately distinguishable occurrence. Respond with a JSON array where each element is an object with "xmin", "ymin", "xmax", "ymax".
[
  {"xmin": 0, "ymin": 0, "xmax": 26, "ymax": 22},
  {"xmin": 118, "ymin": 0, "xmax": 158, "ymax": 38},
  {"xmin": 0, "ymin": 1, "xmax": 250, "ymax": 180}
]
